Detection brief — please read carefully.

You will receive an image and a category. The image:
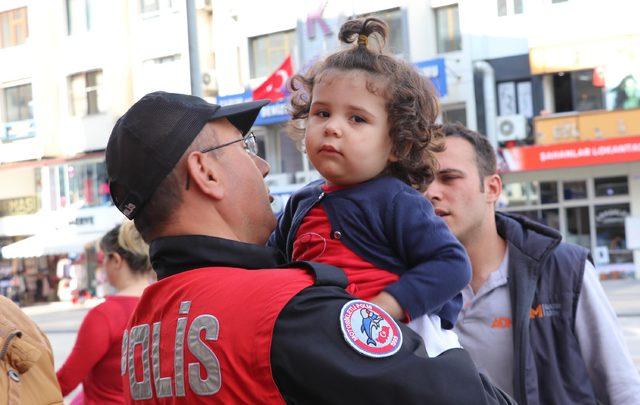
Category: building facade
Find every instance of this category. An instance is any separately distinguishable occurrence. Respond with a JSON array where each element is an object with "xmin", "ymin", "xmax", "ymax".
[{"xmin": 464, "ymin": 0, "xmax": 640, "ymax": 278}]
